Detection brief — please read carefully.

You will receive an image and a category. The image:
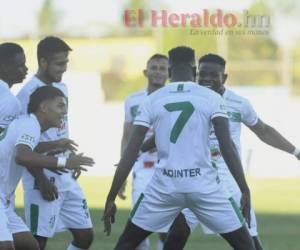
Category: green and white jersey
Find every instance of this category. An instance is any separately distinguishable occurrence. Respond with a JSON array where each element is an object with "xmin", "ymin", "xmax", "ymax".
[
  {"xmin": 134, "ymin": 81, "xmax": 228, "ymax": 194},
  {"xmin": 0, "ymin": 80, "xmax": 21, "ymax": 131},
  {"xmin": 0, "ymin": 114, "xmax": 40, "ymax": 201},
  {"xmin": 210, "ymin": 88, "xmax": 258, "ymax": 174},
  {"xmin": 124, "ymin": 89, "xmax": 157, "ymax": 192},
  {"xmin": 17, "ymin": 76, "xmax": 73, "ymax": 192}
]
